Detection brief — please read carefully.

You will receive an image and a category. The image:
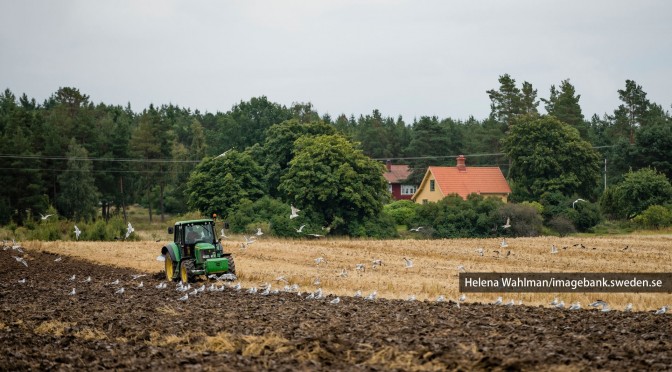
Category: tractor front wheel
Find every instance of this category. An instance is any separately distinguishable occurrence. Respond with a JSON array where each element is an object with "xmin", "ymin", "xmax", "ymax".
[
  {"xmin": 165, "ymin": 257, "xmax": 175, "ymax": 281},
  {"xmin": 180, "ymin": 259, "xmax": 195, "ymax": 284}
]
